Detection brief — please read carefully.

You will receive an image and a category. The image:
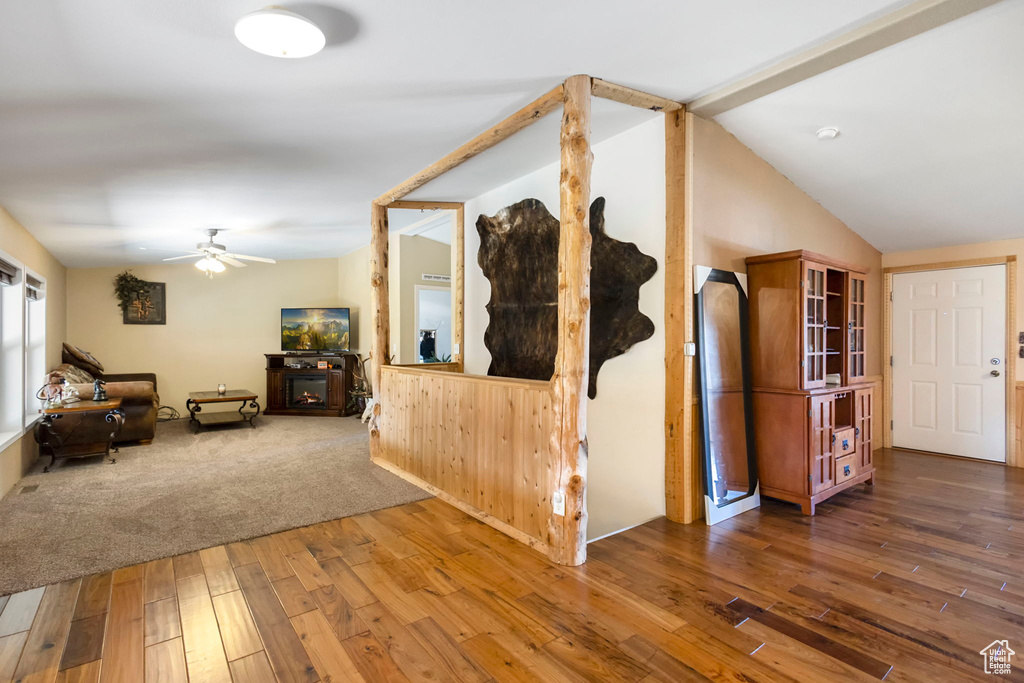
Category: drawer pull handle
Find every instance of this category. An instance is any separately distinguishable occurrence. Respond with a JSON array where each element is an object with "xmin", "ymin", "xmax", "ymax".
[
  {"xmin": 855, "ymin": 427, "xmax": 860, "ymax": 437},
  {"xmin": 843, "ymin": 465, "xmax": 851, "ymax": 476},
  {"xmin": 842, "ymin": 439, "xmax": 849, "ymax": 450}
]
